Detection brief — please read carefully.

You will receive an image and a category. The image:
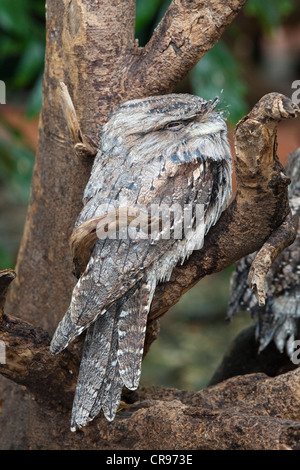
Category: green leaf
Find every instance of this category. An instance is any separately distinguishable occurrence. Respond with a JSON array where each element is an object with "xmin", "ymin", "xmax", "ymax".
[
  {"xmin": 0, "ymin": 0, "xmax": 32, "ymax": 36},
  {"xmin": 135, "ymin": 0, "xmax": 163, "ymax": 30},
  {"xmin": 26, "ymin": 72, "xmax": 43, "ymax": 117},
  {"xmin": 0, "ymin": 245, "xmax": 15, "ymax": 270},
  {"xmin": 13, "ymin": 41, "xmax": 45, "ymax": 88},
  {"xmin": 0, "ymin": 128, "xmax": 34, "ymax": 204}
]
